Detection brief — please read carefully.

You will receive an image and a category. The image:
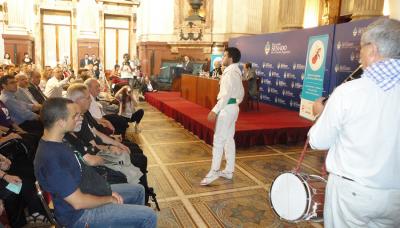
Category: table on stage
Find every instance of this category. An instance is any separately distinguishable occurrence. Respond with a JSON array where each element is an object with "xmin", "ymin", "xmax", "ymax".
[{"xmin": 179, "ymin": 74, "xmax": 249, "ymax": 111}]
